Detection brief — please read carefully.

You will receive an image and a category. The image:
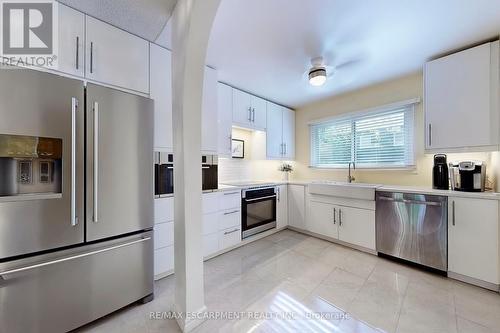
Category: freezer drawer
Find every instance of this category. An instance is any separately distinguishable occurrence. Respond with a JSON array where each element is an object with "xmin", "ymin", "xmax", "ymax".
[
  {"xmin": 0, "ymin": 232, "xmax": 153, "ymax": 333},
  {"xmin": 376, "ymin": 192, "xmax": 448, "ymax": 271}
]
